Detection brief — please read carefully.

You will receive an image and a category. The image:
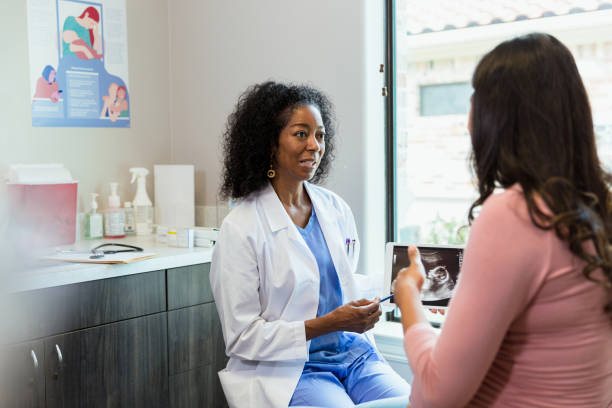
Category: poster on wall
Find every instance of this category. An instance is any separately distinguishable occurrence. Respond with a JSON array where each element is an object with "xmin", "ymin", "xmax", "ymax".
[{"xmin": 27, "ymin": 0, "xmax": 130, "ymax": 127}]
